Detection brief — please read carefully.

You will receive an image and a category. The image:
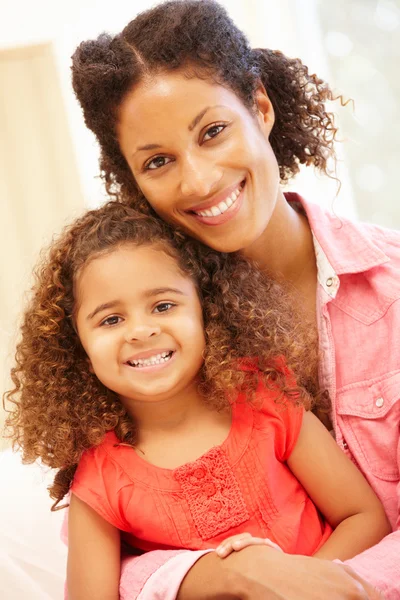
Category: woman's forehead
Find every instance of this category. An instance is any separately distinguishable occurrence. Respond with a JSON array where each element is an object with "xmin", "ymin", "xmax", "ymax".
[{"xmin": 117, "ymin": 71, "xmax": 246, "ymax": 145}]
